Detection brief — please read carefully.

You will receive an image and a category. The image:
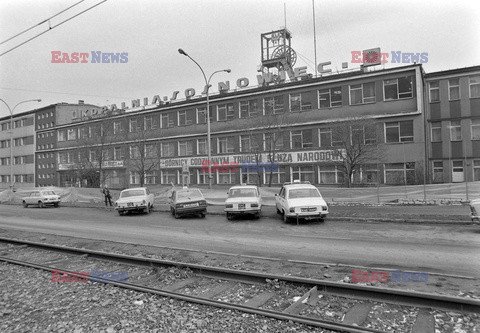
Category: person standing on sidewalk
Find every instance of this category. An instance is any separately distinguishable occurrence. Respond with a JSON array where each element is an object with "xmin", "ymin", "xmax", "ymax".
[{"xmin": 102, "ymin": 185, "xmax": 113, "ymax": 207}]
